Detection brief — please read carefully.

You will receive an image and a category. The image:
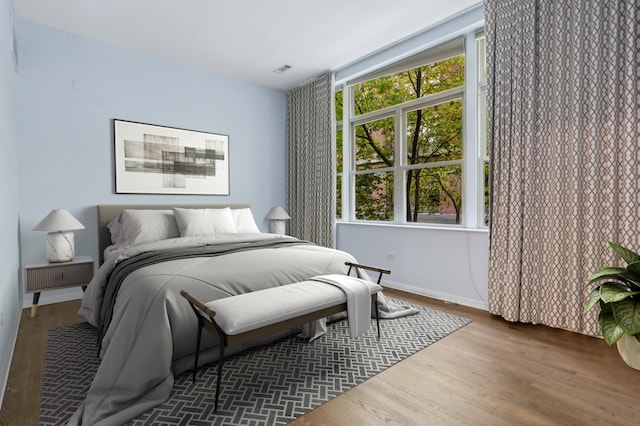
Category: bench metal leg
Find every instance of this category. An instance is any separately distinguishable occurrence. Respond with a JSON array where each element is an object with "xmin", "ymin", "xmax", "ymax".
[
  {"xmin": 182, "ymin": 292, "xmax": 227, "ymax": 411},
  {"xmin": 215, "ymin": 340, "xmax": 225, "ymax": 412},
  {"xmin": 374, "ymin": 301, "xmax": 381, "ymax": 340},
  {"xmin": 193, "ymin": 316, "xmax": 203, "ymax": 383}
]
